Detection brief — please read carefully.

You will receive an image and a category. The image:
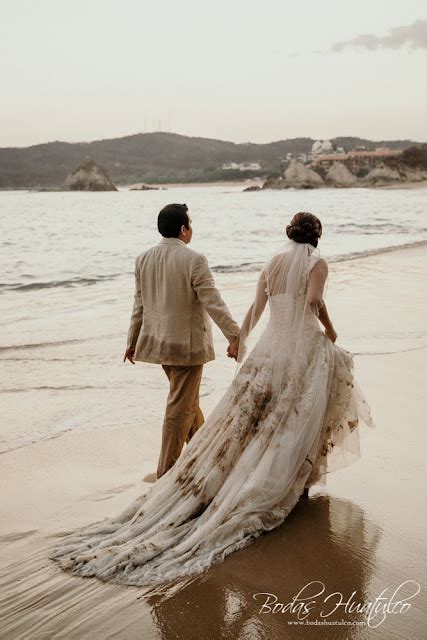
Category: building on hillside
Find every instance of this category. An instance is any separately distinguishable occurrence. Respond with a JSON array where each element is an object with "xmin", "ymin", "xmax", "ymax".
[
  {"xmin": 280, "ymin": 152, "xmax": 308, "ymax": 168},
  {"xmin": 309, "ymin": 147, "xmax": 402, "ymax": 172},
  {"xmin": 307, "ymin": 140, "xmax": 346, "ymax": 163},
  {"xmin": 311, "ymin": 140, "xmax": 333, "ymax": 155}
]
